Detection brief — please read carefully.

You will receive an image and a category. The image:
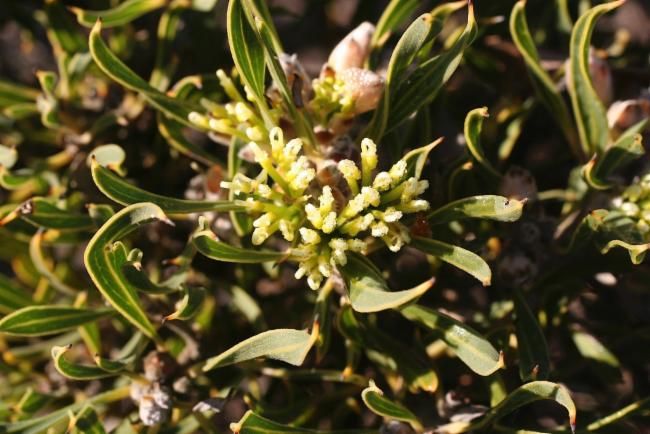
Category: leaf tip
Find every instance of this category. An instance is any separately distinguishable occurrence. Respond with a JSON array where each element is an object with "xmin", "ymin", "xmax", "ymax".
[{"xmin": 497, "ymin": 350, "xmax": 506, "ymax": 369}]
